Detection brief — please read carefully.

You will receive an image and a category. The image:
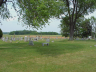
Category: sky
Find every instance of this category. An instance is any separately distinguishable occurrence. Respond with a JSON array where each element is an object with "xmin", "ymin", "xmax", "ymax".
[
  {"xmin": 0, "ymin": 3, "xmax": 62, "ymax": 33},
  {"xmin": 0, "ymin": 3, "xmax": 96, "ymax": 33}
]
